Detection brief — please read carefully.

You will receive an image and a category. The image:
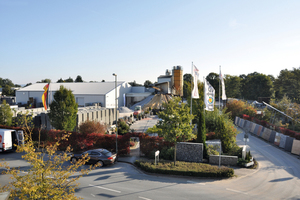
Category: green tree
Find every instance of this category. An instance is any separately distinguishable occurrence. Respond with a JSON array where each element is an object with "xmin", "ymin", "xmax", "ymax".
[
  {"xmin": 147, "ymin": 97, "xmax": 195, "ymax": 164},
  {"xmin": 224, "ymin": 75, "xmax": 242, "ymax": 98},
  {"xmin": 117, "ymin": 119, "xmax": 130, "ymax": 135},
  {"xmin": 206, "ymin": 72, "xmax": 219, "ymax": 99},
  {"xmin": 143, "ymin": 80, "xmax": 153, "ymax": 88},
  {"xmin": 205, "ymin": 108, "xmax": 237, "ymax": 153},
  {"xmin": 37, "ymin": 79, "xmax": 51, "ymax": 83},
  {"xmin": 240, "ymin": 72, "xmax": 273, "ymax": 100},
  {"xmin": 0, "ymin": 100, "xmax": 13, "ymax": 126},
  {"xmin": 2, "ymin": 85, "xmax": 15, "ymax": 96},
  {"xmin": 48, "ymin": 86, "xmax": 78, "ymax": 131},
  {"xmin": 75, "ymin": 75, "xmax": 83, "ymax": 82},
  {"xmin": 64, "ymin": 77, "xmax": 74, "ymax": 82},
  {"xmin": 183, "ymin": 73, "xmax": 192, "ymax": 99},
  {"xmin": 0, "ymin": 78, "xmax": 14, "ymax": 88},
  {"xmin": 129, "ymin": 80, "xmax": 142, "ymax": 86},
  {"xmin": 274, "ymin": 67, "xmax": 300, "ymax": 103},
  {"xmin": 57, "ymin": 78, "xmax": 64, "ymax": 83}
]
